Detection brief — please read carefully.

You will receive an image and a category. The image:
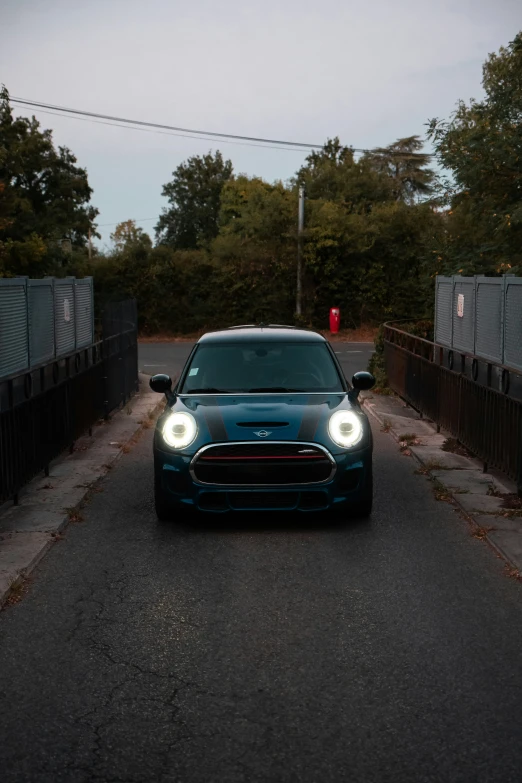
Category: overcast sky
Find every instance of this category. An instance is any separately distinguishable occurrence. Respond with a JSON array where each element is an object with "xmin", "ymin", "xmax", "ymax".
[{"xmin": 2, "ymin": 0, "xmax": 521, "ymax": 247}]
